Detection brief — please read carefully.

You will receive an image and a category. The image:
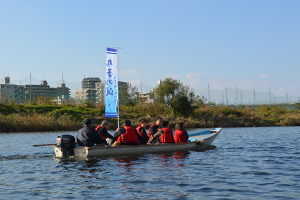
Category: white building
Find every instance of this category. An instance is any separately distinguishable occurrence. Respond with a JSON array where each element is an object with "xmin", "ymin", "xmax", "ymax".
[
  {"xmin": 137, "ymin": 92, "xmax": 154, "ymax": 104},
  {"xmin": 95, "ymin": 81, "xmax": 127, "ymax": 104},
  {"xmin": 0, "ymin": 77, "xmax": 24, "ymax": 103},
  {"xmin": 75, "ymin": 88, "xmax": 96, "ymax": 104}
]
